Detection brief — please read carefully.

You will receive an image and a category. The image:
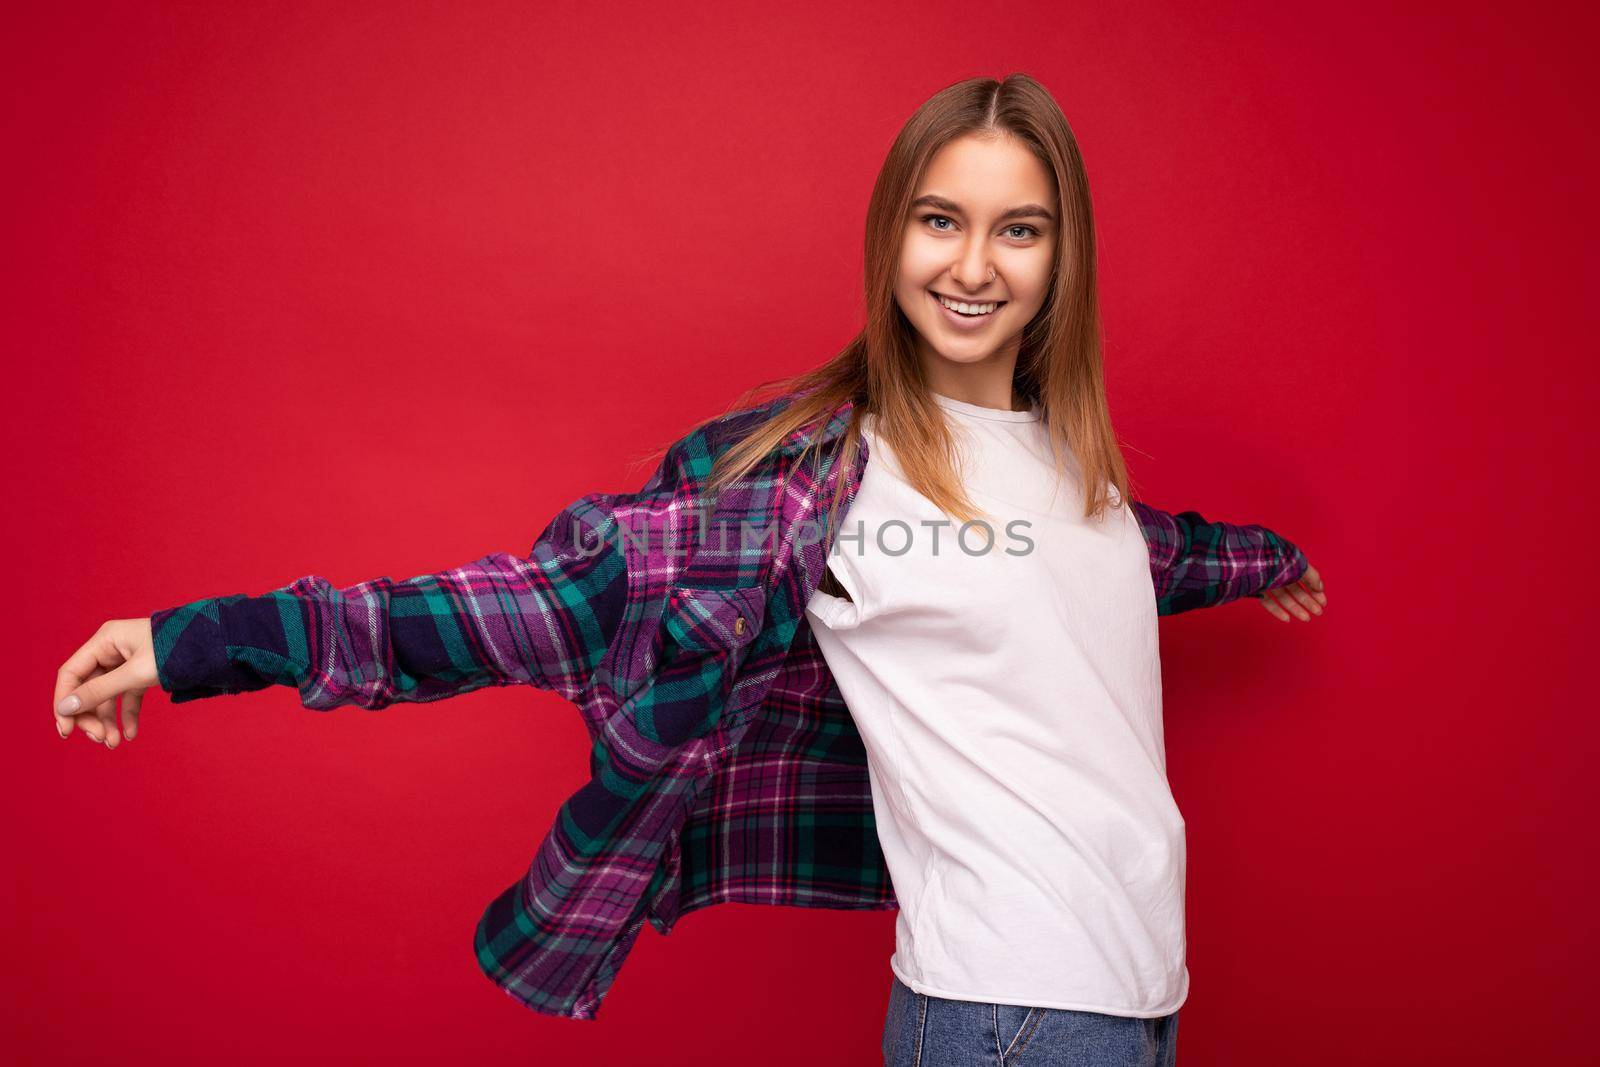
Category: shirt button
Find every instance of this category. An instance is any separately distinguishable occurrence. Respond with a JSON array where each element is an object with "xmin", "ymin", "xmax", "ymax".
[{"xmin": 734, "ymin": 616, "xmax": 746, "ymax": 635}]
